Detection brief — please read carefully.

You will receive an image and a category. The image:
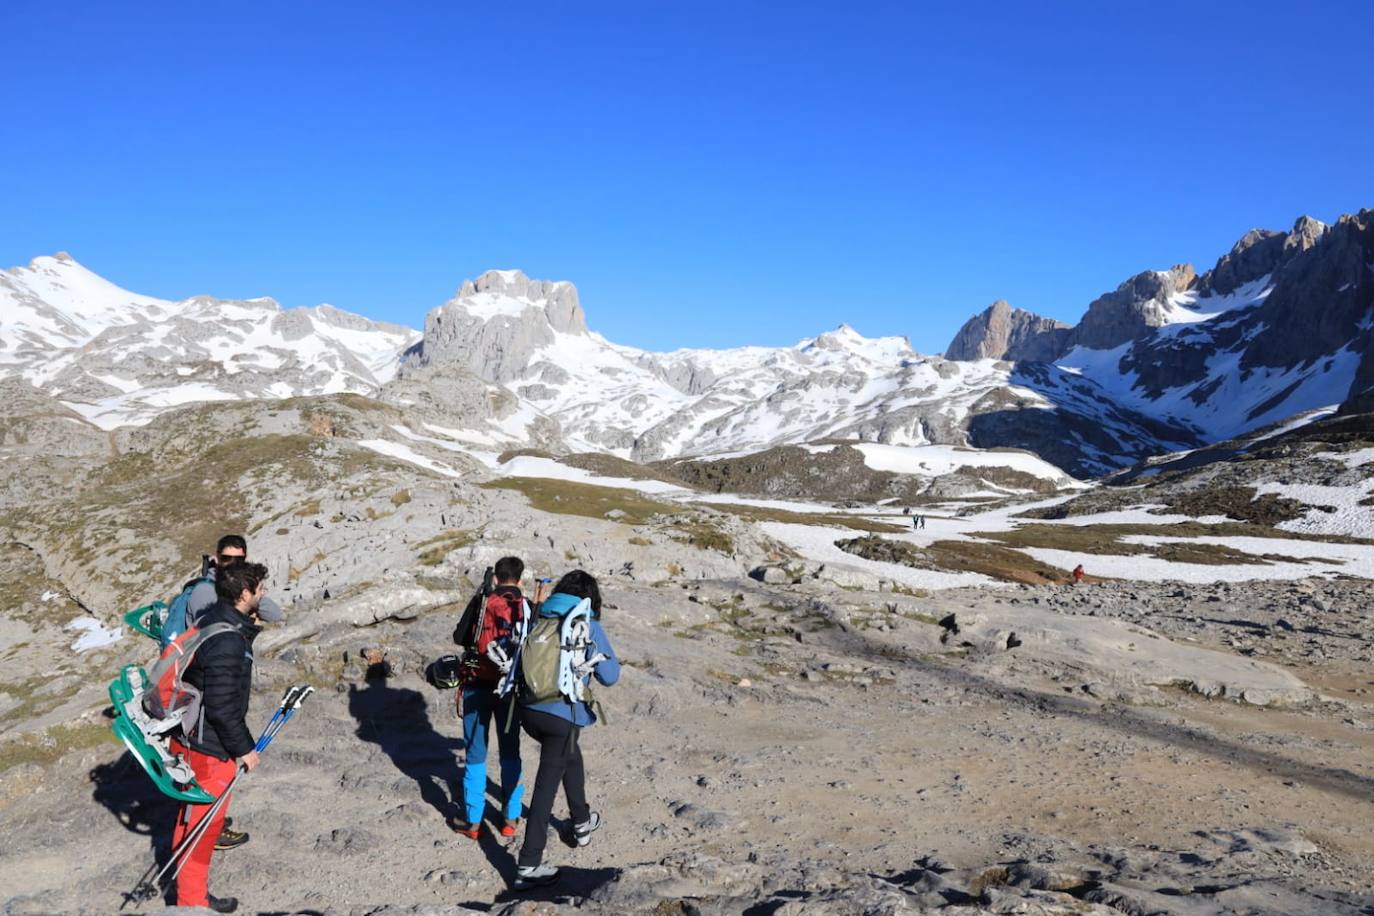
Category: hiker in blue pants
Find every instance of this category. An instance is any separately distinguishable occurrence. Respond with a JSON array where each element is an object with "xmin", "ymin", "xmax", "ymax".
[{"xmin": 451, "ymin": 556, "xmax": 546, "ymax": 839}]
